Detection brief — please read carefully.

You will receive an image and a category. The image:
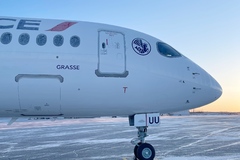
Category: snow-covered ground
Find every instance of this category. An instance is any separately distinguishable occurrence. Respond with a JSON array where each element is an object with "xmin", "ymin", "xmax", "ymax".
[{"xmin": 0, "ymin": 115, "xmax": 240, "ymax": 160}]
